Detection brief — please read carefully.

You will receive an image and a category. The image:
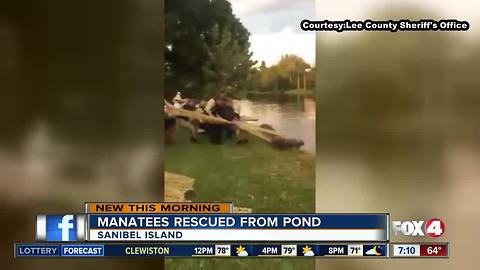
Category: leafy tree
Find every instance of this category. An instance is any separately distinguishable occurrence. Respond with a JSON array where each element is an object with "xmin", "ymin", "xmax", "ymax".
[
  {"xmin": 165, "ymin": 0, "xmax": 254, "ymax": 99},
  {"xmin": 277, "ymin": 54, "xmax": 310, "ymax": 80}
]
